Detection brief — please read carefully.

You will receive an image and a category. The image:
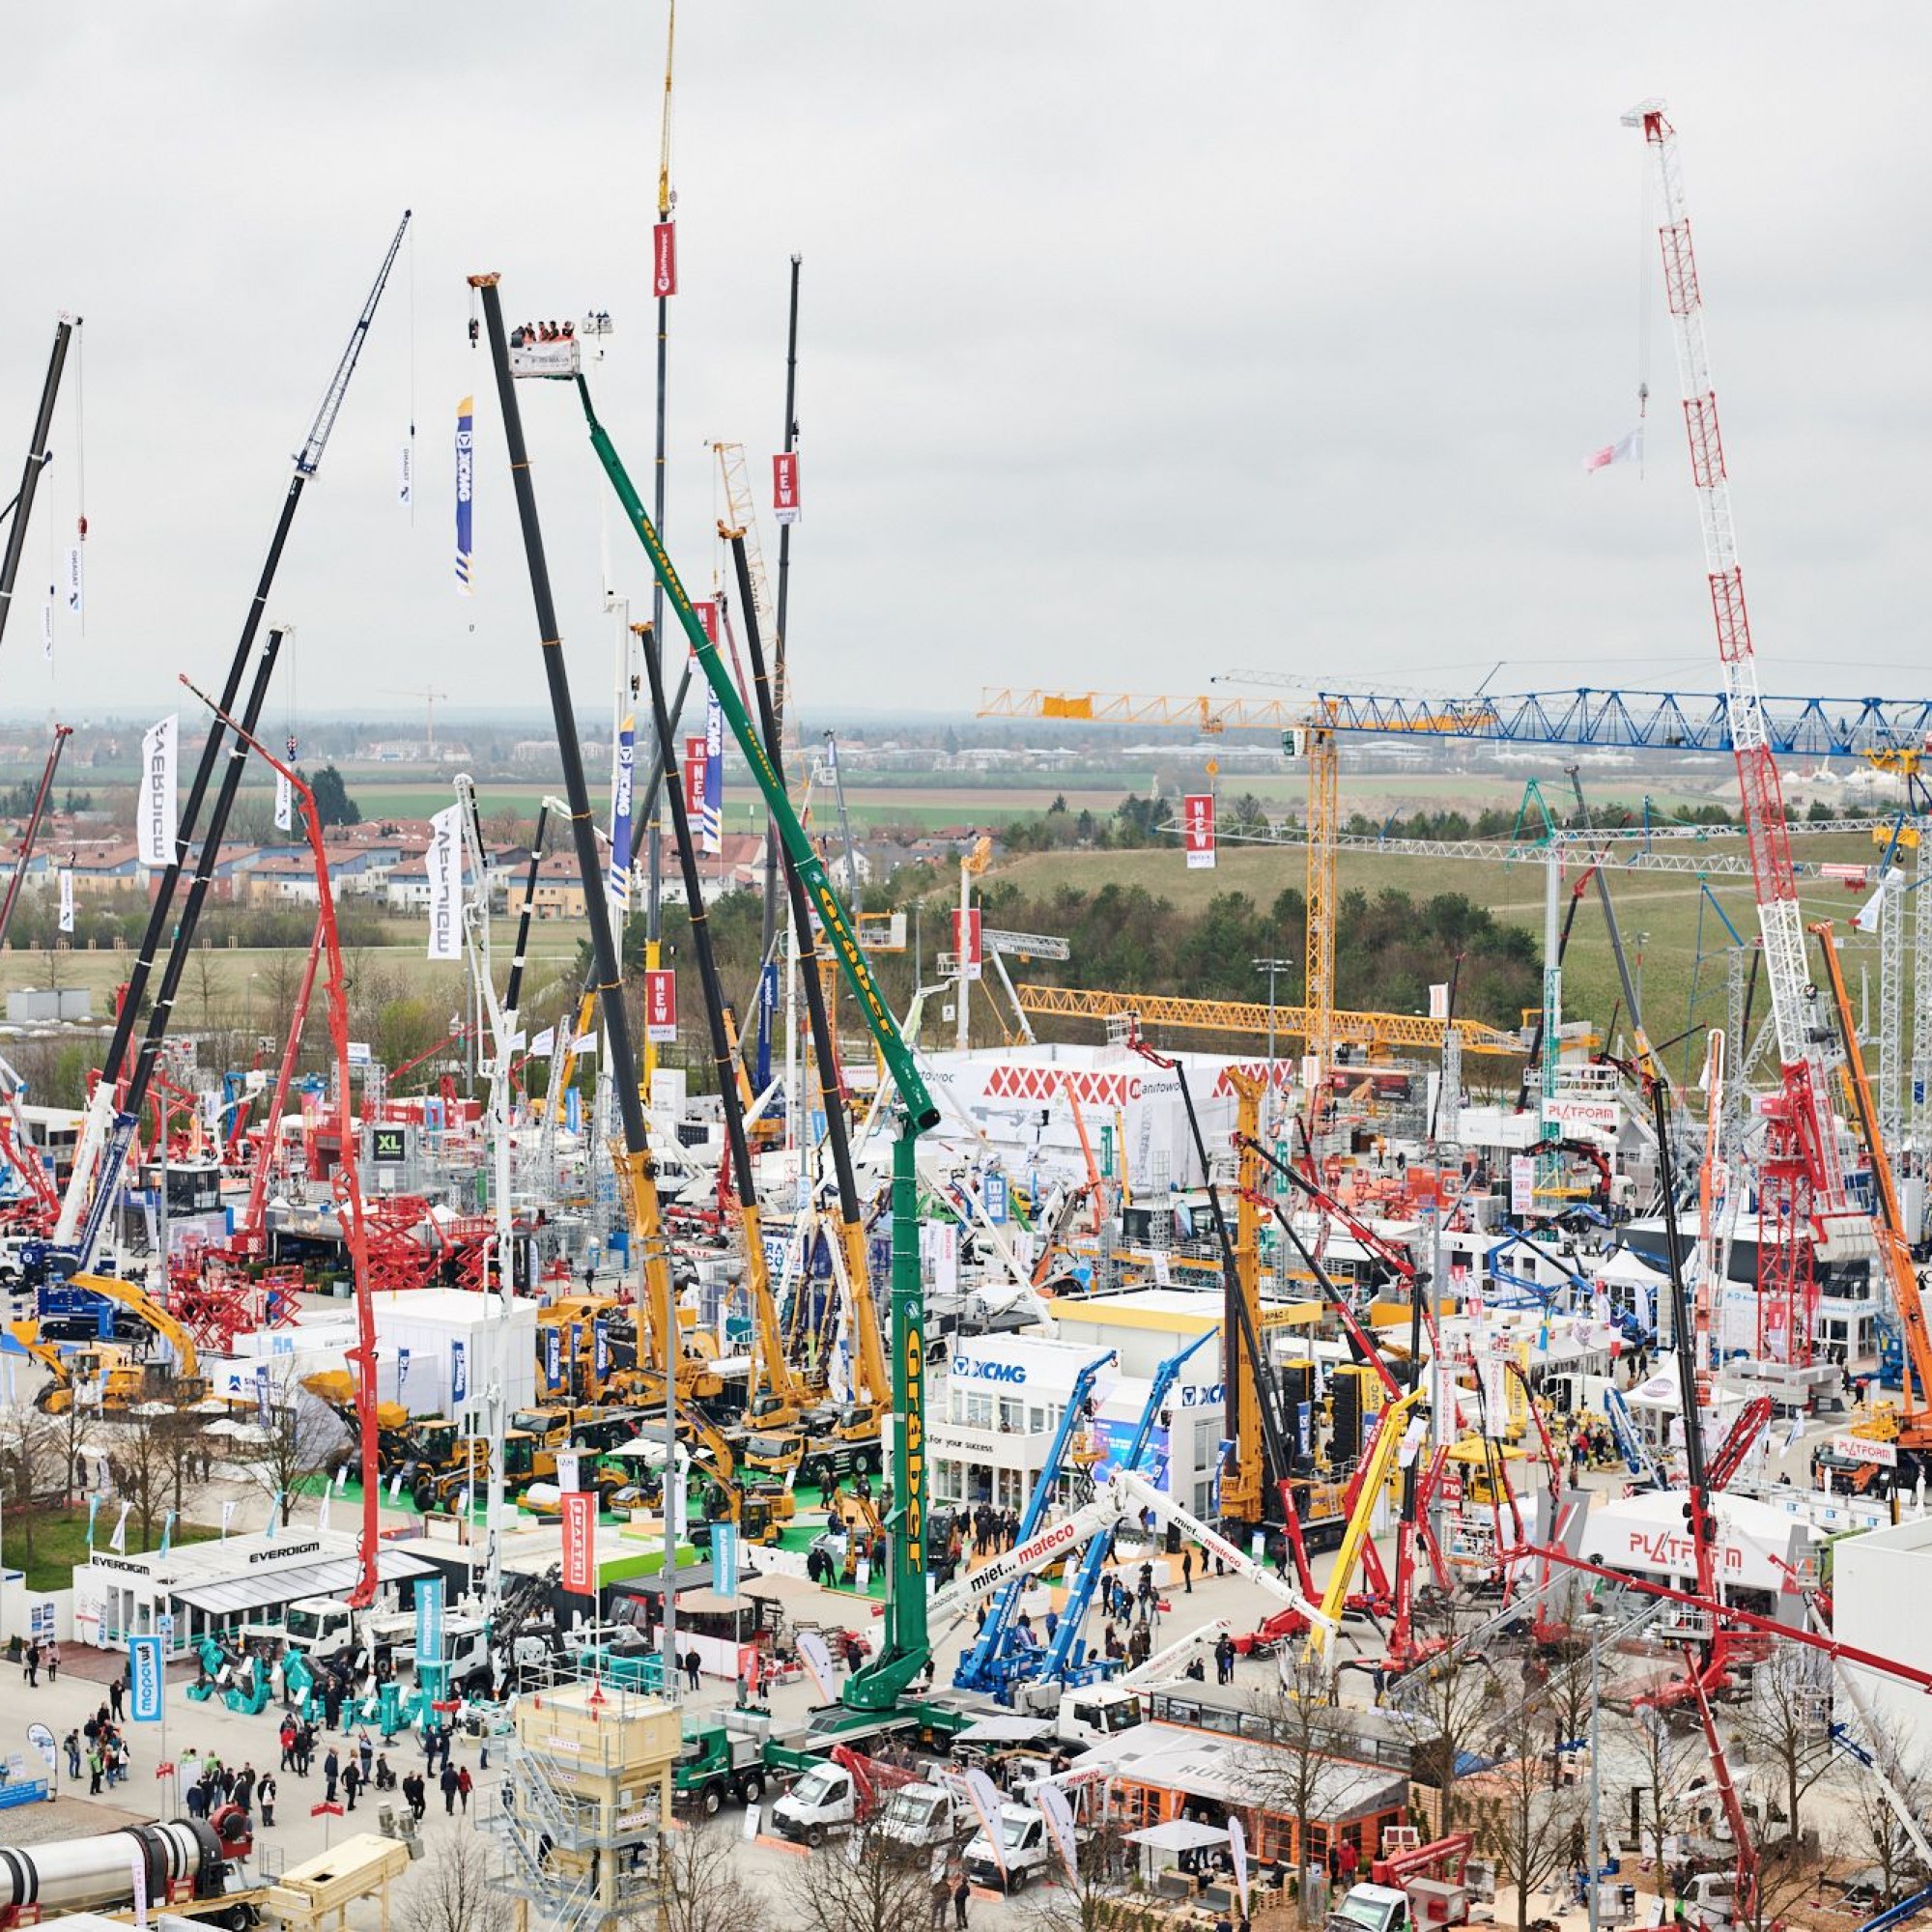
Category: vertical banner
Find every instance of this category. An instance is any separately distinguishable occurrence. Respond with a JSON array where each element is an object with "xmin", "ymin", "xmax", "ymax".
[
  {"xmin": 398, "ymin": 443, "xmax": 413, "ymax": 510},
  {"xmin": 41, "ymin": 602, "xmax": 51, "ymax": 663},
  {"xmin": 451, "ymin": 1339, "xmax": 468, "ymax": 1406},
  {"xmin": 608, "ymin": 718, "xmax": 635, "ymax": 914},
  {"xmin": 57, "ymin": 869, "xmax": 73, "ymax": 934},
  {"xmin": 109, "ymin": 1502, "xmax": 130, "ymax": 1554},
  {"xmin": 396, "ymin": 1347, "xmax": 411, "ymax": 1393},
  {"xmin": 560, "ymin": 1490, "xmax": 596, "ymax": 1595},
  {"xmin": 554, "ymin": 1450, "xmax": 582, "ymax": 1494},
  {"xmin": 414, "ymin": 1576, "xmax": 444, "ymax": 1667},
  {"xmin": 1229, "ymin": 1817, "xmax": 1250, "ymax": 1919},
  {"xmin": 1429, "ymin": 981, "xmax": 1450, "ymax": 1020},
  {"xmin": 652, "ymin": 221, "xmax": 677, "ymax": 298},
  {"xmin": 1037, "ymin": 1782, "xmax": 1081, "ymax": 1889},
  {"xmin": 1510, "ymin": 1153, "xmax": 1535, "ymax": 1217},
  {"xmin": 963, "ymin": 1769, "xmax": 1008, "ymax": 1878},
  {"xmin": 1182, "ymin": 792, "xmax": 1216, "ymax": 869},
  {"xmin": 683, "ymin": 735, "xmax": 707, "ymax": 819},
  {"xmin": 65, "ymin": 547, "xmax": 82, "ymax": 617},
  {"xmin": 454, "ymin": 397, "xmax": 475, "ymax": 595},
  {"xmin": 692, "ymin": 600, "xmax": 719, "ymax": 646},
  {"xmin": 274, "ymin": 770, "xmax": 294, "ymax": 833},
  {"xmin": 714, "ymin": 1521, "xmax": 739, "ymax": 1600},
  {"xmin": 644, "ymin": 968, "xmax": 678, "ymax": 1044},
  {"xmin": 701, "ymin": 689, "xmax": 724, "ymax": 855},
  {"xmin": 138, "ymin": 716, "xmax": 178, "ymax": 868},
  {"xmin": 795, "ymin": 1629, "xmax": 835, "ymax": 1702},
  {"xmin": 772, "ymin": 451, "xmax": 800, "ymax": 526},
  {"xmin": 219, "ymin": 1499, "xmax": 236, "ymax": 1539},
  {"xmin": 128, "ymin": 1635, "xmax": 164, "ymax": 1722},
  {"xmin": 544, "ymin": 1326, "xmax": 562, "ymax": 1388},
  {"xmin": 593, "ymin": 1320, "xmax": 610, "ymax": 1377},
  {"xmin": 426, "ymin": 803, "xmax": 463, "ymax": 961},
  {"xmin": 951, "ymin": 907, "xmax": 982, "ymax": 980}
]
